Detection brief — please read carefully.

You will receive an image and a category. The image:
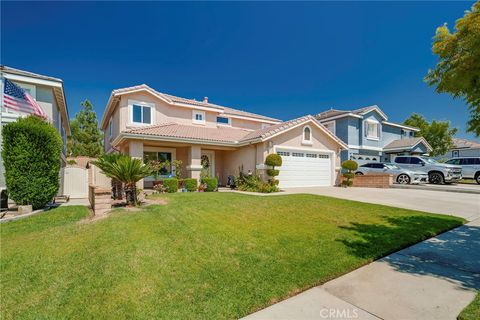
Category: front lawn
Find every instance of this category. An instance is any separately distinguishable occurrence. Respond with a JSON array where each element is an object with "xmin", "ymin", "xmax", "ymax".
[
  {"xmin": 0, "ymin": 193, "xmax": 463, "ymax": 319},
  {"xmin": 459, "ymin": 292, "xmax": 480, "ymax": 320}
]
